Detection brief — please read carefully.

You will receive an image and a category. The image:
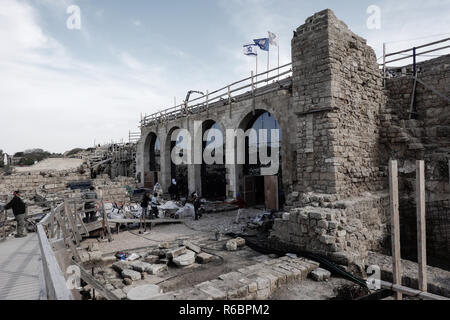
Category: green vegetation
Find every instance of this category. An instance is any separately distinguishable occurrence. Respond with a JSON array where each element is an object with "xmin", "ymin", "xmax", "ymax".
[
  {"xmin": 12, "ymin": 148, "xmax": 62, "ymax": 167},
  {"xmin": 65, "ymin": 148, "xmax": 85, "ymax": 157}
]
